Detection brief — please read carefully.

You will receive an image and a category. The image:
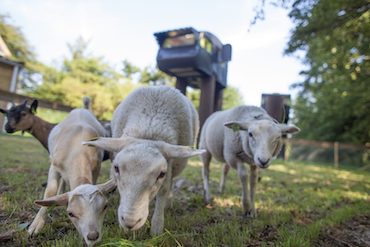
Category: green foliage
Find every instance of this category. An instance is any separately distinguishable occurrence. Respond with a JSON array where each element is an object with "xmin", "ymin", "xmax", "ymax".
[
  {"xmin": 286, "ymin": 0, "xmax": 370, "ymax": 144},
  {"xmin": 0, "ymin": 14, "xmax": 34, "ymax": 62},
  {"xmin": 222, "ymin": 86, "xmax": 244, "ymax": 110},
  {"xmin": 31, "ymin": 38, "xmax": 136, "ymax": 120},
  {"xmin": 253, "ymin": 1, "xmax": 370, "ymax": 144}
]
